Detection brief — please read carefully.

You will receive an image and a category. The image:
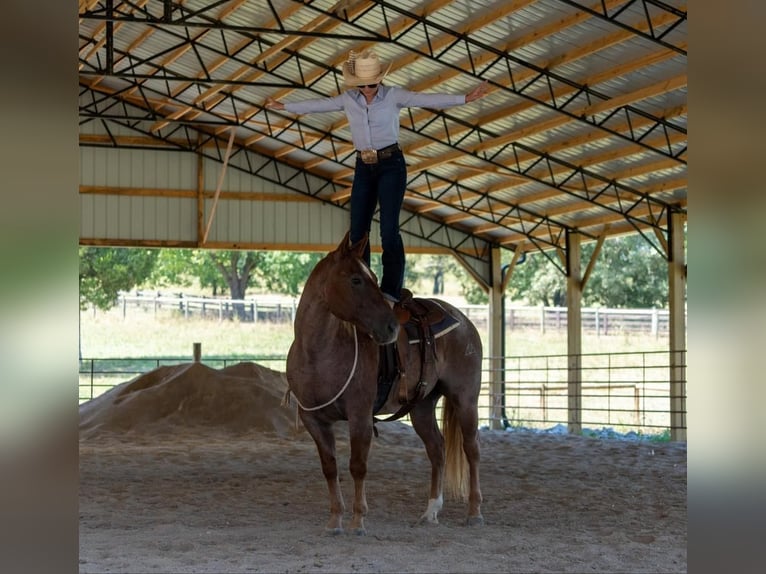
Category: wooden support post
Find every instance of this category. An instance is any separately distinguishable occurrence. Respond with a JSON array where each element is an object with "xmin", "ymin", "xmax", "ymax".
[
  {"xmin": 193, "ymin": 342, "xmax": 202, "ymax": 363},
  {"xmin": 668, "ymin": 211, "xmax": 687, "ymax": 441},
  {"xmin": 567, "ymin": 231, "xmax": 583, "ymax": 435},
  {"xmin": 488, "ymin": 246, "xmax": 504, "ymax": 430},
  {"xmin": 196, "ymin": 133, "xmax": 205, "ymax": 245}
]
